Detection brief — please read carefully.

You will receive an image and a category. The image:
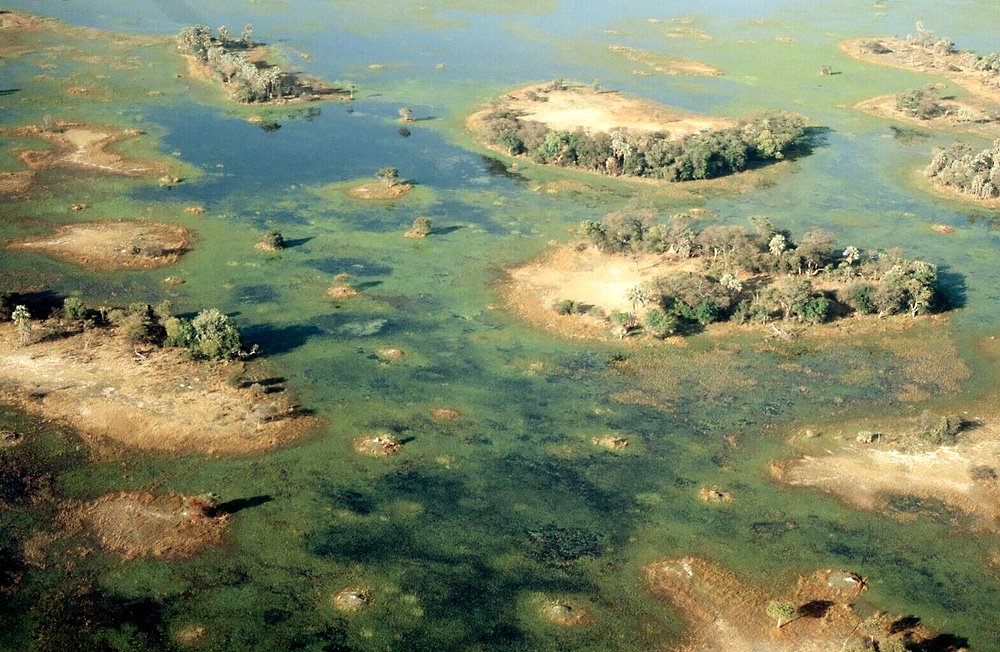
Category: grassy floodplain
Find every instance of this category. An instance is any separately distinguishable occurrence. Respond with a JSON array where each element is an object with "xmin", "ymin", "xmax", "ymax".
[{"xmin": 3, "ymin": 1, "xmax": 1000, "ymax": 650}]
